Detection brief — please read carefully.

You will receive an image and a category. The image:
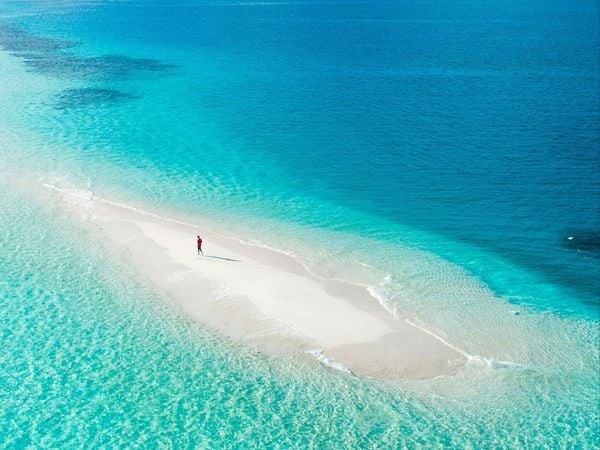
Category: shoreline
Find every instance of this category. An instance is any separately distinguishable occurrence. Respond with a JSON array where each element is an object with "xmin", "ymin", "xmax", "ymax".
[{"xmin": 45, "ymin": 182, "xmax": 467, "ymax": 380}]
